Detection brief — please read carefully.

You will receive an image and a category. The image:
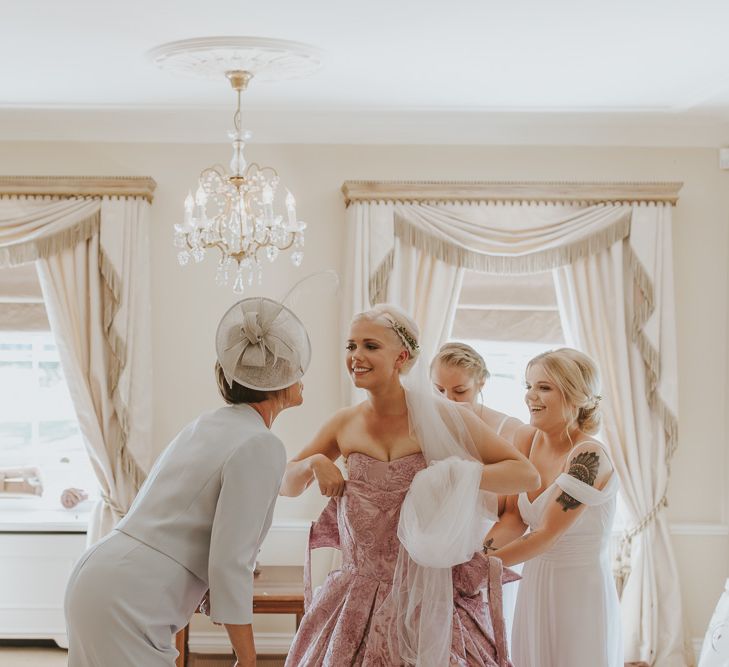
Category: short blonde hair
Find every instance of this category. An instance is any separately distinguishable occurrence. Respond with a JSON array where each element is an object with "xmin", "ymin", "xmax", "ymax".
[
  {"xmin": 352, "ymin": 304, "xmax": 420, "ymax": 374},
  {"xmin": 431, "ymin": 342, "xmax": 490, "ymax": 385},
  {"xmin": 527, "ymin": 348, "xmax": 602, "ymax": 434}
]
